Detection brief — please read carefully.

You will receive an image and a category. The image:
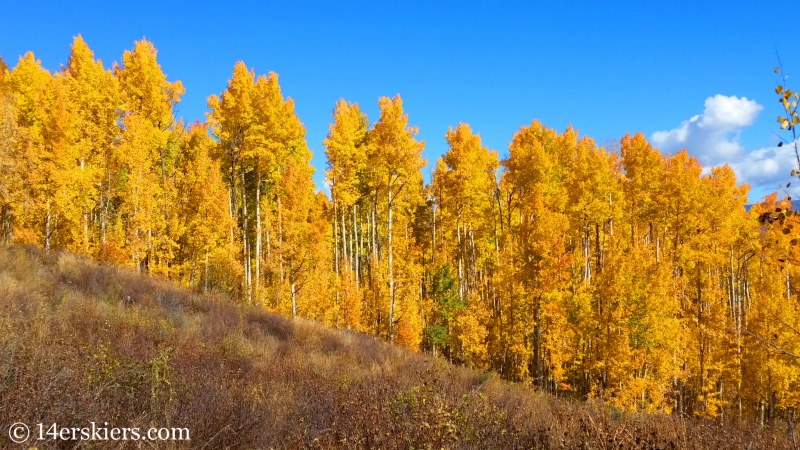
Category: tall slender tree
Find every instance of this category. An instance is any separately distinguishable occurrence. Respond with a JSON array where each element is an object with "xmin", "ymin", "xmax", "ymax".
[{"xmin": 368, "ymin": 95, "xmax": 426, "ymax": 343}]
